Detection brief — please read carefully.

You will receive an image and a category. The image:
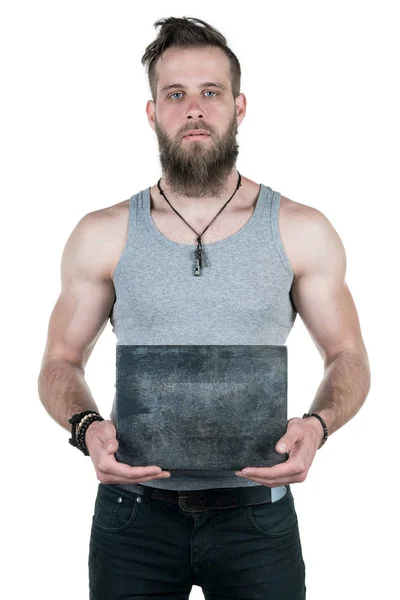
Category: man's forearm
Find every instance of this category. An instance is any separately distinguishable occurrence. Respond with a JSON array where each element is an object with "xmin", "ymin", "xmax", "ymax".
[
  {"xmin": 38, "ymin": 358, "xmax": 100, "ymax": 433},
  {"xmin": 305, "ymin": 349, "xmax": 371, "ymax": 445}
]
